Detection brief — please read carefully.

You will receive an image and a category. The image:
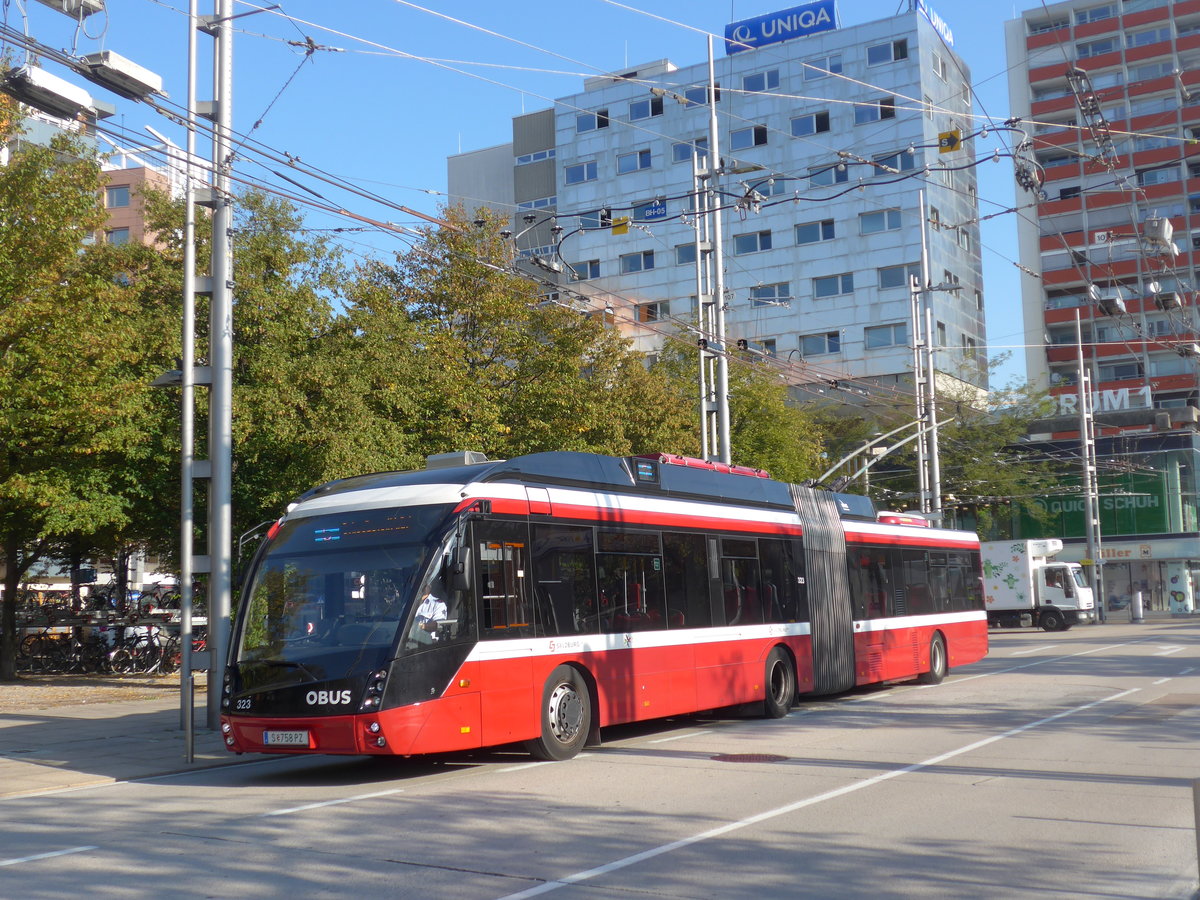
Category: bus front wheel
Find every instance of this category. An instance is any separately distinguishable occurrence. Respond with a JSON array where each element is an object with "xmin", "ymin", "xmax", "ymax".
[
  {"xmin": 763, "ymin": 647, "xmax": 796, "ymax": 718},
  {"xmin": 528, "ymin": 665, "xmax": 591, "ymax": 761}
]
